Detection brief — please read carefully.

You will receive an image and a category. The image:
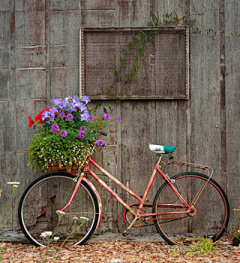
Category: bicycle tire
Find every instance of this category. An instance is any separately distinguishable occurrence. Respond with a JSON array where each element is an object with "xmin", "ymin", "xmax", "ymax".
[
  {"xmin": 152, "ymin": 172, "xmax": 230, "ymax": 245},
  {"xmin": 18, "ymin": 172, "xmax": 99, "ymax": 247}
]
